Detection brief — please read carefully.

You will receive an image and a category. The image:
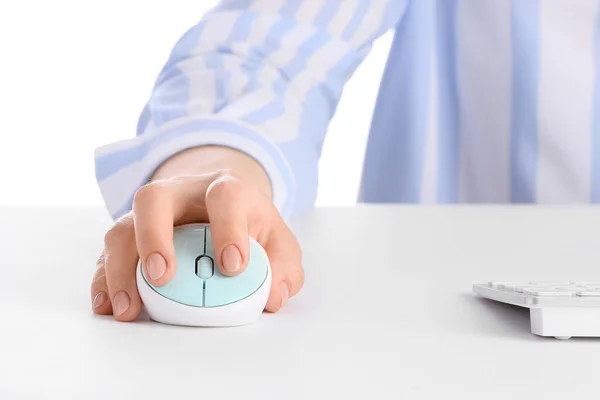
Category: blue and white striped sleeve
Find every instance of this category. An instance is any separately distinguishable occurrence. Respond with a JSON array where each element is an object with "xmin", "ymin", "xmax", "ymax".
[{"xmin": 94, "ymin": 0, "xmax": 407, "ymax": 220}]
